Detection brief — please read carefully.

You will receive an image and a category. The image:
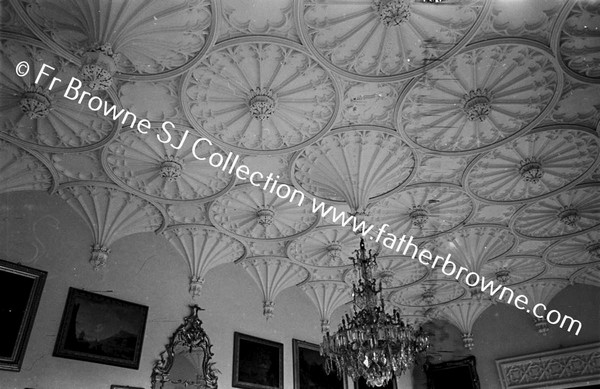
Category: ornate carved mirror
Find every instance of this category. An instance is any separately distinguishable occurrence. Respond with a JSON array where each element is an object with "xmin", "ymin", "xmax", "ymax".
[{"xmin": 151, "ymin": 305, "xmax": 219, "ymax": 389}]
